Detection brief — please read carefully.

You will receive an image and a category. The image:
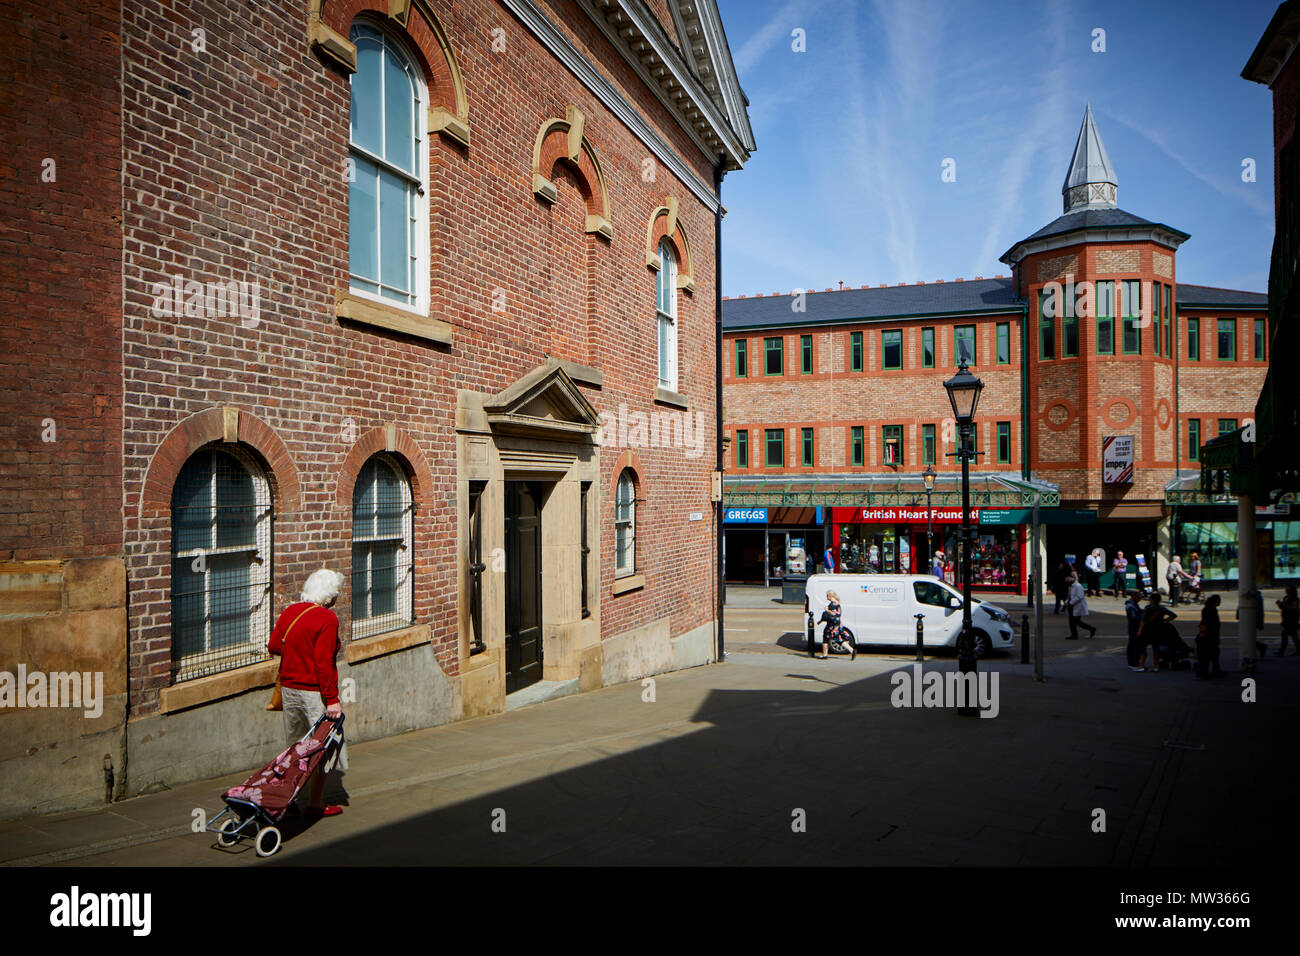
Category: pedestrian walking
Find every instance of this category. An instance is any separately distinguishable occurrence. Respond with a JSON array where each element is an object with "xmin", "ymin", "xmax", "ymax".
[
  {"xmin": 931, "ymin": 549, "xmax": 945, "ymax": 579},
  {"xmin": 1053, "ymin": 559, "xmax": 1072, "ymax": 615},
  {"xmin": 1278, "ymin": 585, "xmax": 1300, "ymax": 655},
  {"xmin": 1124, "ymin": 591, "xmax": 1144, "ymax": 670},
  {"xmin": 1111, "ymin": 551, "xmax": 1129, "ymax": 596},
  {"xmin": 1187, "ymin": 552, "xmax": 1204, "ymax": 603},
  {"xmin": 1138, "ymin": 591, "xmax": 1177, "ymax": 672},
  {"xmin": 1166, "ymin": 554, "xmax": 1190, "ymax": 605},
  {"xmin": 1065, "ymin": 574, "xmax": 1097, "ymax": 639},
  {"xmin": 267, "ymin": 568, "xmax": 349, "ymax": 819},
  {"xmin": 1195, "ymin": 594, "xmax": 1223, "ymax": 679},
  {"xmin": 1085, "ymin": 548, "xmax": 1104, "ymax": 596}
]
